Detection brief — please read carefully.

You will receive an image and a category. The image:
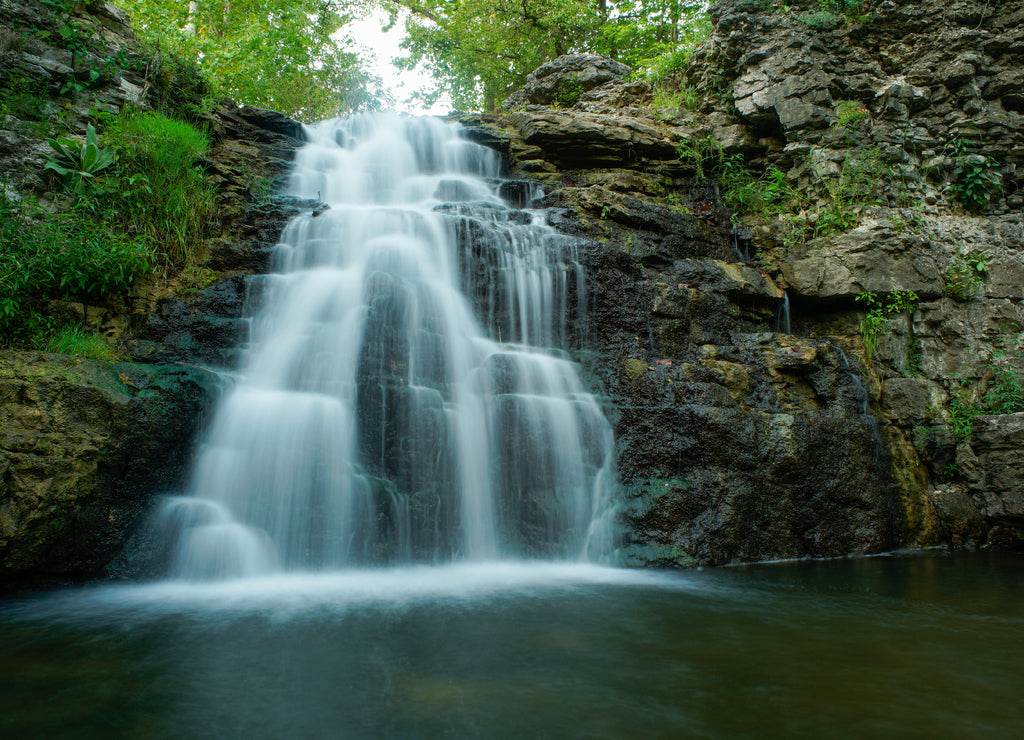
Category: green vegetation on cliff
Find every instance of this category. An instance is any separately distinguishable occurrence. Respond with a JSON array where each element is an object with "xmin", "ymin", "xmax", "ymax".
[{"xmin": 0, "ymin": 106, "xmax": 214, "ymax": 347}]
